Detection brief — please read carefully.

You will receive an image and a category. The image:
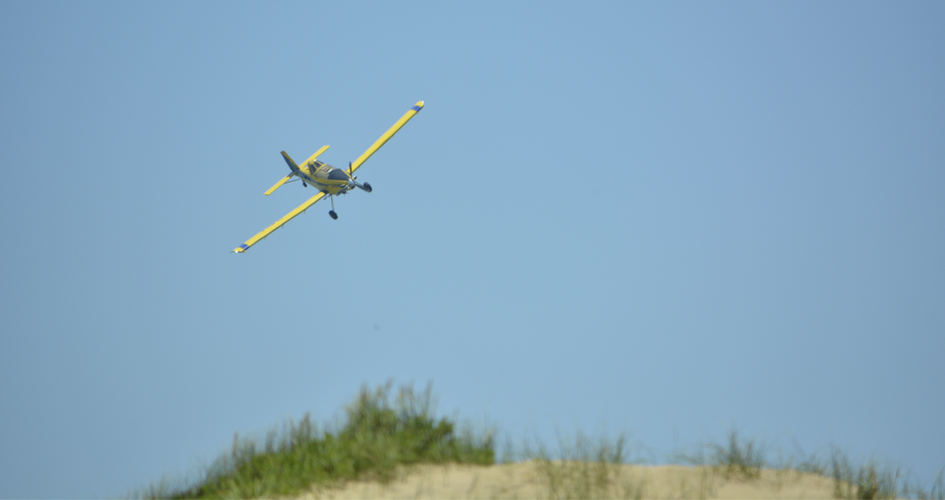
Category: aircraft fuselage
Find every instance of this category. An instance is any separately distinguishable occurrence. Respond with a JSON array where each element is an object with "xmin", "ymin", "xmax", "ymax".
[{"xmin": 299, "ymin": 160, "xmax": 354, "ymax": 195}]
